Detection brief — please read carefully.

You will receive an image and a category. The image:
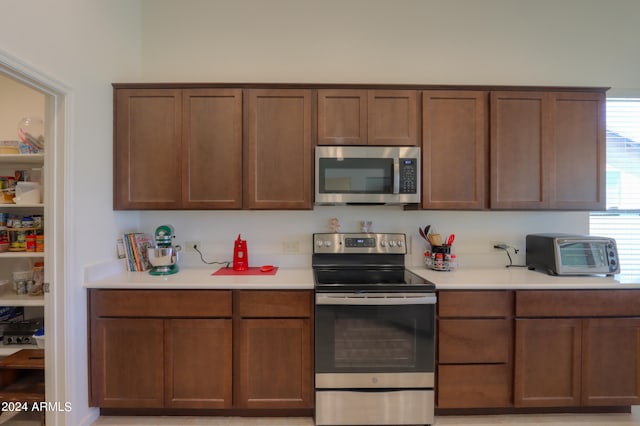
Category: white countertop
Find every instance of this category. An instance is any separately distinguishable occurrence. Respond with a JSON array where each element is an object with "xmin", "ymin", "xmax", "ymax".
[
  {"xmin": 408, "ymin": 266, "xmax": 640, "ymax": 290},
  {"xmin": 83, "ymin": 261, "xmax": 640, "ymax": 291},
  {"xmin": 84, "ymin": 267, "xmax": 314, "ymax": 290}
]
